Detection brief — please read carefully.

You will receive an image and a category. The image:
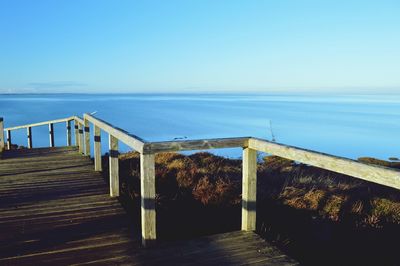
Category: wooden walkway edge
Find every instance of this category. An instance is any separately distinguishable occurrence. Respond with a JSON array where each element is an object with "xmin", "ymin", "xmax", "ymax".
[{"xmin": 0, "ymin": 147, "xmax": 298, "ymax": 265}]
